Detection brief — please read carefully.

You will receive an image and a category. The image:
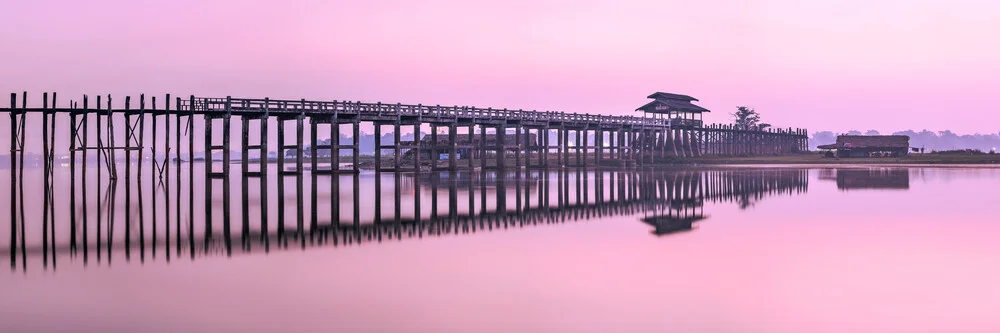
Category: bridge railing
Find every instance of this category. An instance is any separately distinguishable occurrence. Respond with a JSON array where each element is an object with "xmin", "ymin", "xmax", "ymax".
[{"xmin": 181, "ymin": 96, "xmax": 686, "ymax": 128}]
